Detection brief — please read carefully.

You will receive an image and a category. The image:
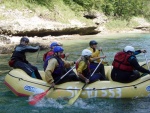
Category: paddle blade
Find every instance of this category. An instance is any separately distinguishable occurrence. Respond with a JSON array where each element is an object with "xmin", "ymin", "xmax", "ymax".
[
  {"xmin": 68, "ymin": 89, "xmax": 82, "ymax": 105},
  {"xmin": 29, "ymin": 90, "xmax": 49, "ymax": 105}
]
